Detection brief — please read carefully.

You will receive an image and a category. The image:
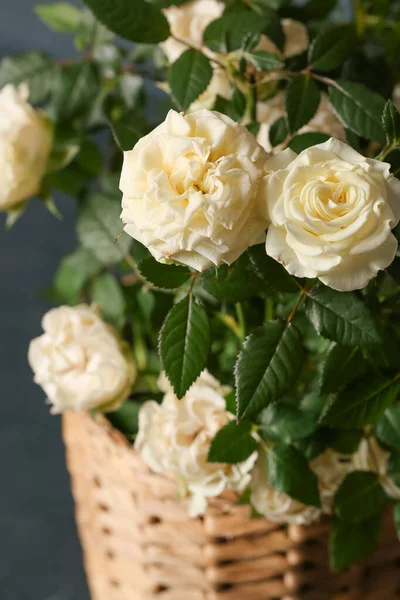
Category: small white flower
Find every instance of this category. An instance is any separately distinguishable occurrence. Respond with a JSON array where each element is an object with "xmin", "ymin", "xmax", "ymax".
[
  {"xmin": 0, "ymin": 83, "xmax": 52, "ymax": 210},
  {"xmin": 120, "ymin": 109, "xmax": 269, "ymax": 271},
  {"xmin": 352, "ymin": 437, "xmax": 400, "ymax": 500},
  {"xmin": 28, "ymin": 305, "xmax": 136, "ymax": 413},
  {"xmin": 135, "ymin": 370, "xmax": 257, "ymax": 517},
  {"xmin": 263, "ymin": 138, "xmax": 400, "ymax": 291}
]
